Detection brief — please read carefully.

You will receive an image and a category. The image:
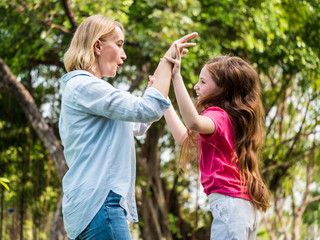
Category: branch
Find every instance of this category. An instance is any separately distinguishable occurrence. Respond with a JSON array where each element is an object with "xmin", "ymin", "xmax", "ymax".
[
  {"xmin": 60, "ymin": 0, "xmax": 78, "ymax": 32},
  {"xmin": 308, "ymin": 195, "xmax": 320, "ymax": 204},
  {"xmin": 266, "ymin": 96, "xmax": 315, "ymax": 190},
  {"xmin": 285, "ymin": 97, "xmax": 312, "ymax": 159},
  {"xmin": 276, "ymin": 130, "xmax": 320, "ymax": 146},
  {"xmin": 297, "ymin": 147, "xmax": 316, "ymax": 216},
  {"xmin": 49, "ymin": 23, "xmax": 72, "ymax": 35},
  {"xmin": 262, "ymin": 144, "xmax": 318, "ymax": 174},
  {"xmin": 265, "ymin": 74, "xmax": 291, "ymax": 117},
  {"xmin": 0, "ymin": 58, "xmax": 68, "ymax": 180}
]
